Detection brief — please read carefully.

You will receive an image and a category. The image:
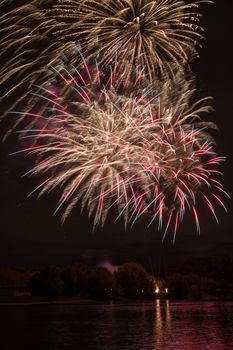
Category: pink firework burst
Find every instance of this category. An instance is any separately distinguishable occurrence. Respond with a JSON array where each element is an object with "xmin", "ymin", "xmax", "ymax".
[{"xmin": 12, "ymin": 61, "xmax": 228, "ymax": 239}]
